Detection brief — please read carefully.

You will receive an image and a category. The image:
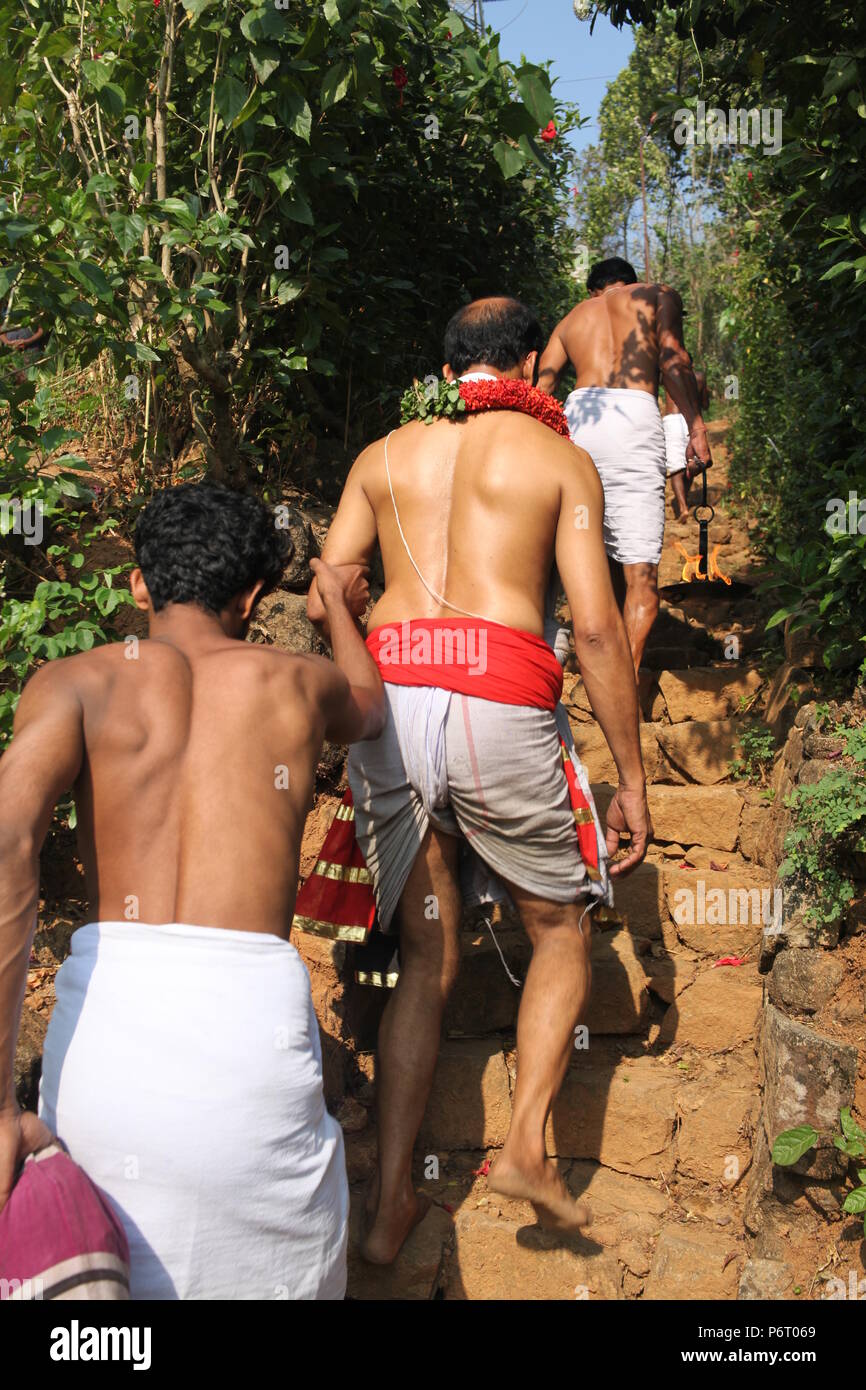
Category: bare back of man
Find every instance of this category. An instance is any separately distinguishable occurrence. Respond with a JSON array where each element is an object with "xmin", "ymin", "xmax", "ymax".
[
  {"xmin": 37, "ymin": 637, "xmax": 344, "ymax": 936},
  {"xmin": 549, "ymin": 281, "xmax": 669, "ymax": 394},
  {"xmin": 308, "ymin": 302, "xmax": 650, "ymax": 1264}
]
